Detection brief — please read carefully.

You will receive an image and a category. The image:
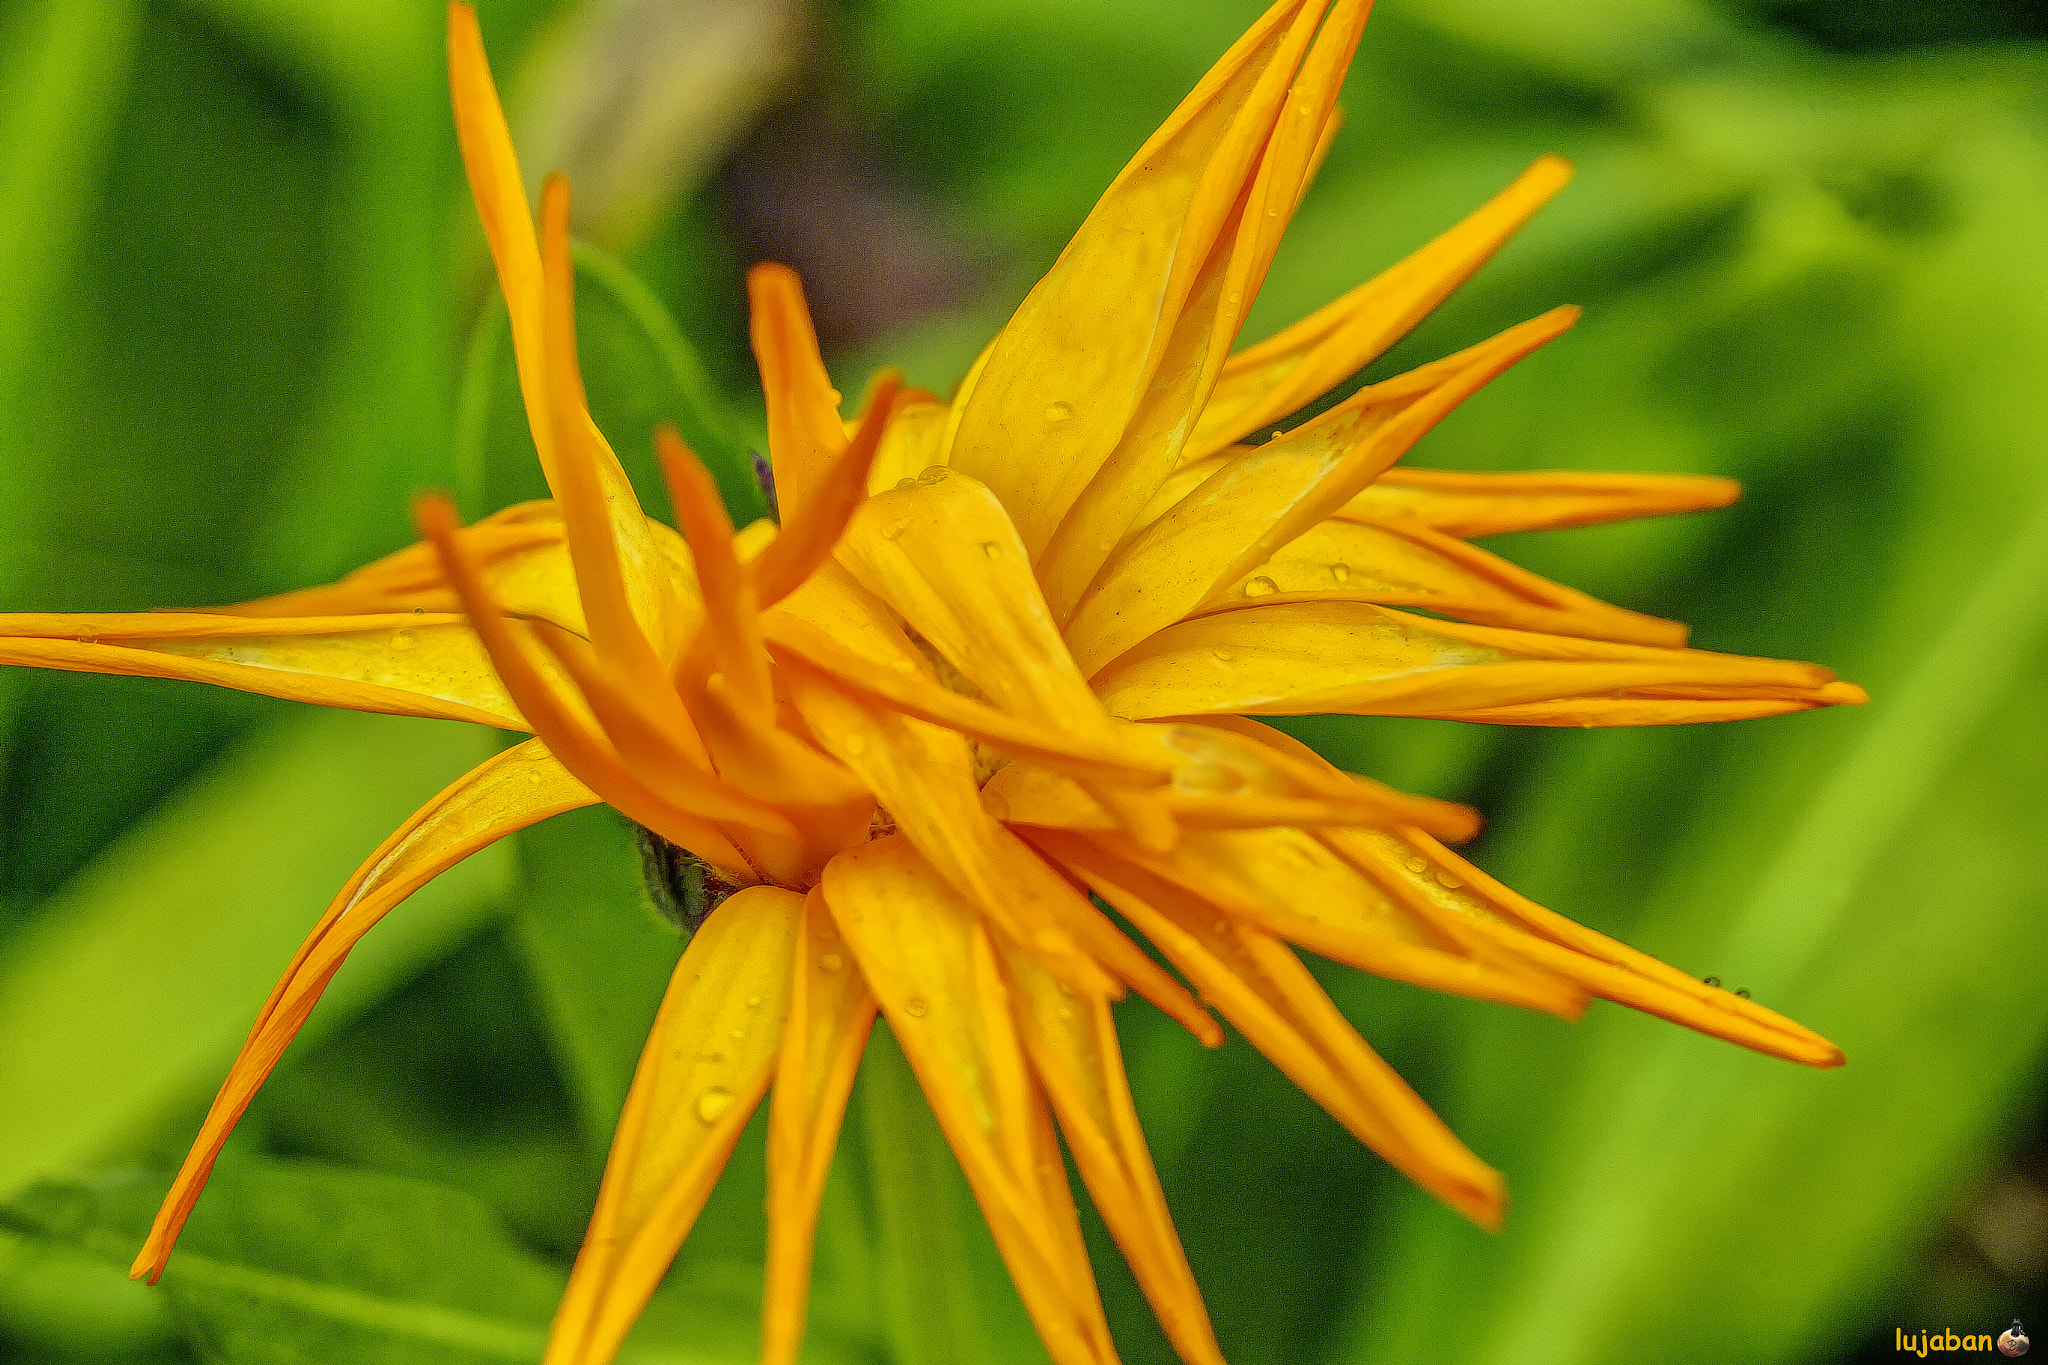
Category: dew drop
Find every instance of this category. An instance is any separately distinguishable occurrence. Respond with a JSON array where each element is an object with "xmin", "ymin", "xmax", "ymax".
[
  {"xmin": 1208, "ymin": 647, "xmax": 1237, "ymax": 663},
  {"xmin": 1735, "ymin": 987, "xmax": 1752, "ymax": 999},
  {"xmin": 1702, "ymin": 975, "xmax": 1722, "ymax": 989},
  {"xmin": 1044, "ymin": 400, "xmax": 1075, "ymax": 423},
  {"xmin": 904, "ymin": 998, "xmax": 928, "ymax": 1019},
  {"xmin": 1329, "ymin": 562, "xmax": 1351, "ymax": 584},
  {"xmin": 412, "ymin": 606, "xmax": 426, "ymax": 615},
  {"xmin": 390, "ymin": 629, "xmax": 418, "ymax": 651},
  {"xmin": 1267, "ymin": 204, "xmax": 1283, "ymax": 217},
  {"xmin": 1176, "ymin": 762, "xmax": 1246, "ymax": 796},
  {"xmin": 980, "ymin": 541, "xmax": 1001, "ymax": 558},
  {"xmin": 527, "ymin": 771, "xmax": 544, "ymax": 784},
  {"xmin": 746, "ymin": 994, "xmax": 762, "ymax": 1009},
  {"xmin": 914, "ymin": 467, "xmax": 950, "ymax": 485},
  {"xmin": 74, "ymin": 625, "xmax": 98, "ymax": 645},
  {"xmin": 880, "ymin": 517, "xmax": 912, "ymax": 541},
  {"xmin": 1433, "ymin": 869, "xmax": 1463, "ymax": 889},
  {"xmin": 696, "ymin": 1087, "xmax": 735, "ymax": 1123},
  {"xmin": 820, "ymin": 952, "xmax": 844, "ymax": 973},
  {"xmin": 1227, "ymin": 290, "xmax": 1242, "ymax": 305},
  {"xmin": 1405, "ymin": 856, "xmax": 1429, "ymax": 875},
  {"xmin": 1242, "ymin": 575, "xmax": 1278, "ymax": 598}
]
